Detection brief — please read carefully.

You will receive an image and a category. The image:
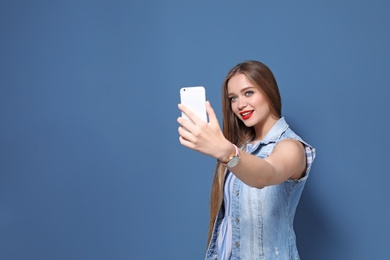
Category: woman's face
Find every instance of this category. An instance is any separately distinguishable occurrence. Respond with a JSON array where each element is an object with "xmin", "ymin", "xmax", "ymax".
[{"xmin": 227, "ymin": 73, "xmax": 275, "ymax": 132}]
